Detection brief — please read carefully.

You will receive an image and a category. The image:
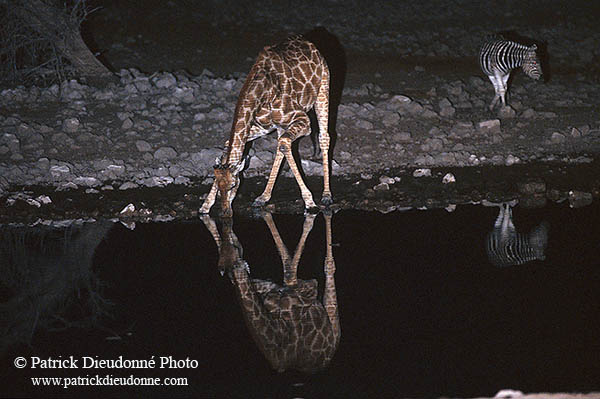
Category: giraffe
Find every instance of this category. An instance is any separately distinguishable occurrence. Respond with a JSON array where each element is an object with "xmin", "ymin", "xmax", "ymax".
[
  {"xmin": 201, "ymin": 212, "xmax": 340, "ymax": 373},
  {"xmin": 199, "ymin": 35, "xmax": 332, "ymax": 217}
]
